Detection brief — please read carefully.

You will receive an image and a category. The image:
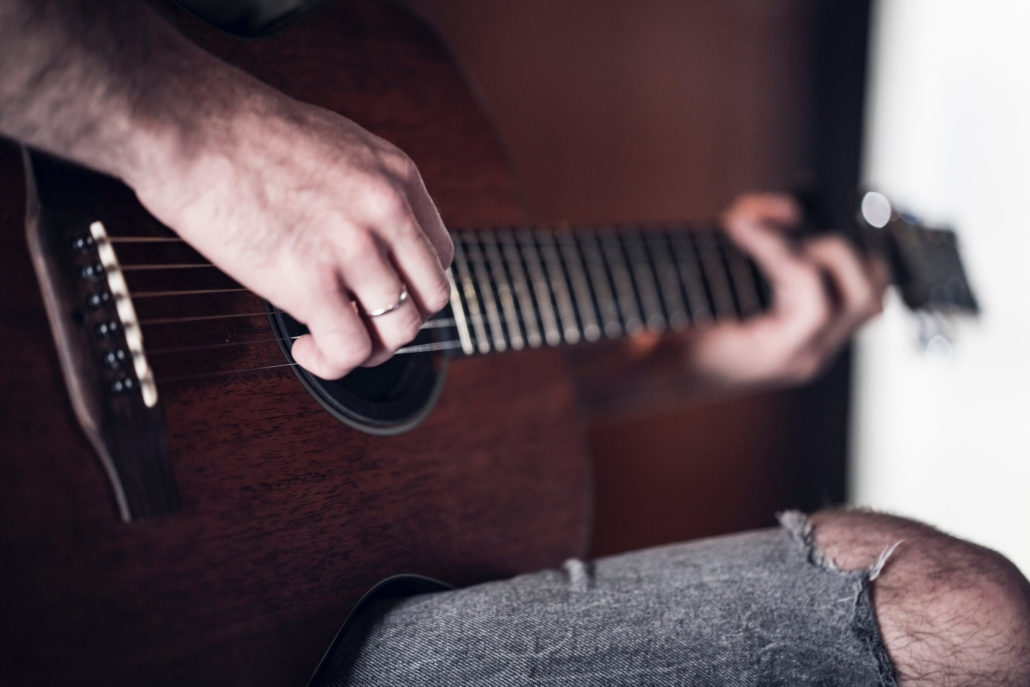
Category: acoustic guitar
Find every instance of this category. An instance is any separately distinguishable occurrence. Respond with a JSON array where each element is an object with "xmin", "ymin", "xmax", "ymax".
[{"xmin": 0, "ymin": 1, "xmax": 978, "ymax": 685}]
